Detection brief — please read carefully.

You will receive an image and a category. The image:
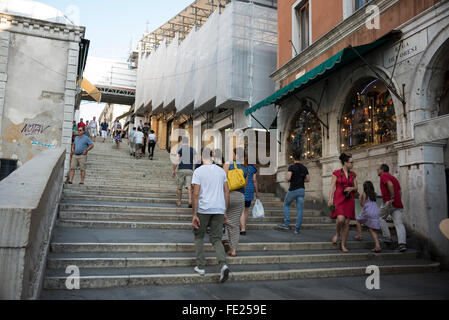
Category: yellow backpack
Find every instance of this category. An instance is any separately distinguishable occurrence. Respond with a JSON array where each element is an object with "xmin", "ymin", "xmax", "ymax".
[{"xmin": 227, "ymin": 161, "xmax": 247, "ymax": 191}]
